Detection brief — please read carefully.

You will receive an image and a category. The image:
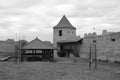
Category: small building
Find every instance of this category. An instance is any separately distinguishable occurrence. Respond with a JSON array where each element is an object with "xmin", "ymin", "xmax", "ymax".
[
  {"xmin": 21, "ymin": 37, "xmax": 55, "ymax": 61},
  {"xmin": 53, "ymin": 15, "xmax": 77, "ymax": 48},
  {"xmin": 53, "ymin": 15, "xmax": 81, "ymax": 57}
]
